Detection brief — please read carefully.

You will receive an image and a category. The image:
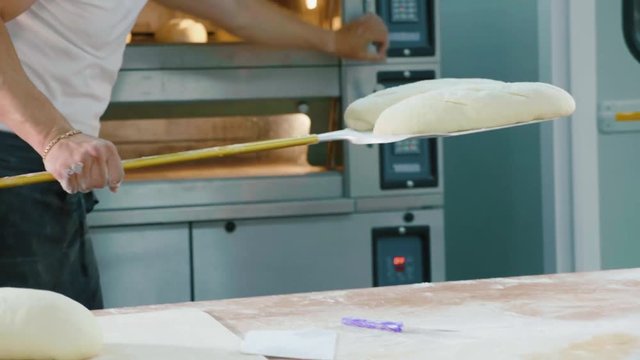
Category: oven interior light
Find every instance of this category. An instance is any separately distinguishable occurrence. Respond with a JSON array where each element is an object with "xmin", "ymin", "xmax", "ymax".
[{"xmin": 306, "ymin": 0, "xmax": 318, "ymax": 10}]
